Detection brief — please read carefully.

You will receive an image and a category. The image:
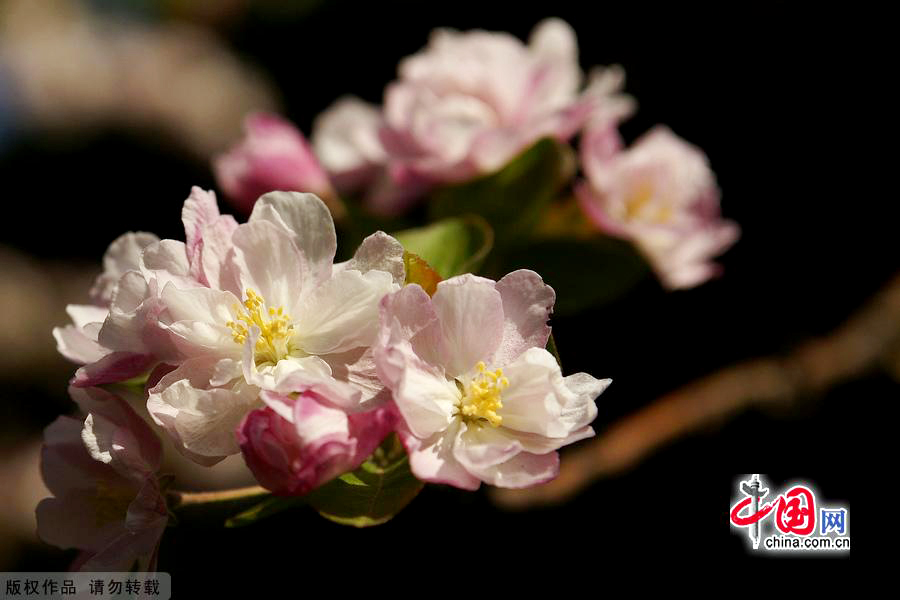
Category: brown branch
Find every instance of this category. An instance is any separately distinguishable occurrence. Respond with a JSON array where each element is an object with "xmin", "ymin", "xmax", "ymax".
[
  {"xmin": 491, "ymin": 272, "xmax": 900, "ymax": 509},
  {"xmin": 167, "ymin": 485, "xmax": 269, "ymax": 508}
]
